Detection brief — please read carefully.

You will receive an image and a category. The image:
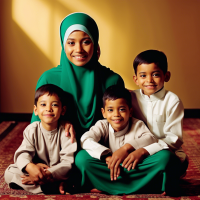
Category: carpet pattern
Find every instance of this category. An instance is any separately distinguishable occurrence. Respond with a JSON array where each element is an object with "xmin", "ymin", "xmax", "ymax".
[{"xmin": 0, "ymin": 119, "xmax": 200, "ymax": 199}]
